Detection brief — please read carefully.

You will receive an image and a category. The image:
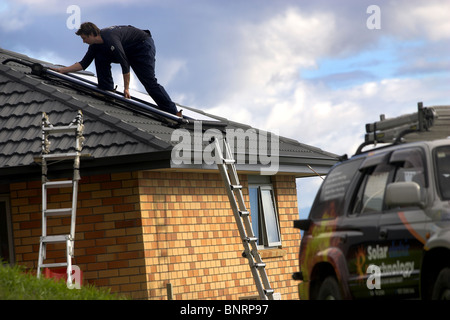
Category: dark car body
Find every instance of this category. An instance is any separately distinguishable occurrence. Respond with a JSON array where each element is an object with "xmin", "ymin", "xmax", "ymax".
[{"xmin": 294, "ymin": 139, "xmax": 450, "ymax": 299}]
